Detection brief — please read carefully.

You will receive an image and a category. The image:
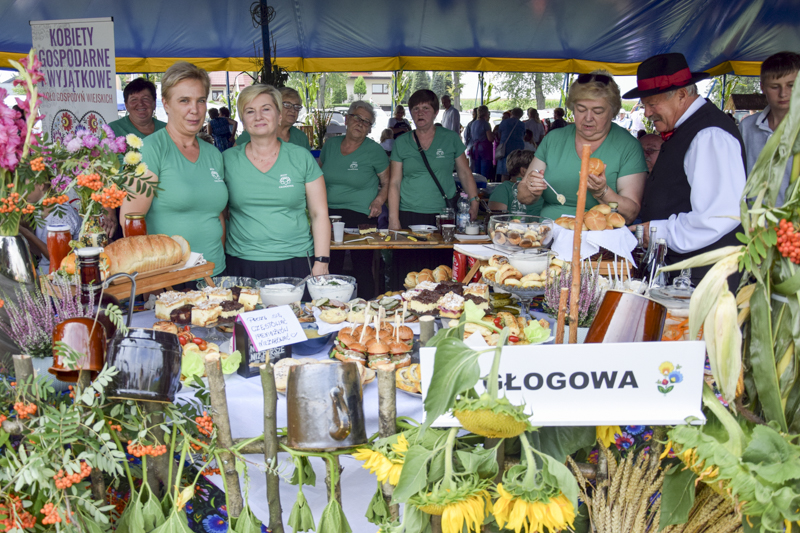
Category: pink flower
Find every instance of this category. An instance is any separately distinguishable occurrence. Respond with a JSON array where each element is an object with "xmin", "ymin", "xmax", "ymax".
[
  {"xmin": 66, "ymin": 137, "xmax": 83, "ymax": 153},
  {"xmin": 17, "ymin": 53, "xmax": 45, "ymax": 85},
  {"xmin": 114, "ymin": 136, "xmax": 127, "ymax": 153},
  {"xmin": 102, "ymin": 124, "xmax": 115, "ymax": 139},
  {"xmin": 0, "ymin": 90, "xmax": 24, "ymax": 172},
  {"xmin": 82, "ymin": 135, "xmax": 100, "ymax": 149}
]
